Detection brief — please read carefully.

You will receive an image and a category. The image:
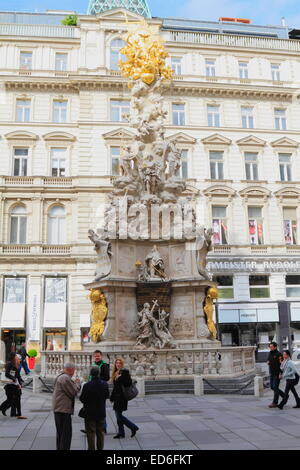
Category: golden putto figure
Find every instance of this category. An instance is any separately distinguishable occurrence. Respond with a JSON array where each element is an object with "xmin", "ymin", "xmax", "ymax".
[
  {"xmin": 89, "ymin": 288, "xmax": 108, "ymax": 342},
  {"xmin": 119, "ymin": 18, "xmax": 173, "ymax": 85},
  {"xmin": 203, "ymin": 287, "xmax": 218, "ymax": 339}
]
